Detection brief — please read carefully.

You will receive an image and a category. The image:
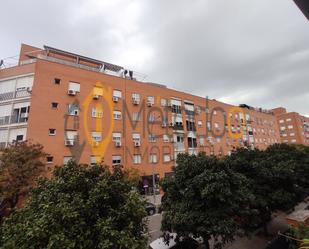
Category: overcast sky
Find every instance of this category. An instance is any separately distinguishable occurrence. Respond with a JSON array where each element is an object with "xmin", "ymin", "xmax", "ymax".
[{"xmin": 1, "ymin": 0, "xmax": 308, "ymax": 116}]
